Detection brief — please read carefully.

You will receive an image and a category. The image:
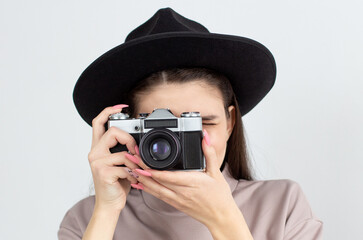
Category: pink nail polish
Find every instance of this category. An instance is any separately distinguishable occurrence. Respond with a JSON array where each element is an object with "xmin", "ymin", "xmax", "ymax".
[
  {"xmin": 135, "ymin": 168, "xmax": 152, "ymax": 177},
  {"xmin": 125, "ymin": 153, "xmax": 139, "ymax": 164},
  {"xmin": 135, "ymin": 145, "xmax": 140, "ymax": 156},
  {"xmin": 131, "ymin": 183, "xmax": 143, "ymax": 190},
  {"xmin": 112, "ymin": 104, "xmax": 129, "ymax": 109},
  {"xmin": 203, "ymin": 129, "xmax": 211, "ymax": 146}
]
